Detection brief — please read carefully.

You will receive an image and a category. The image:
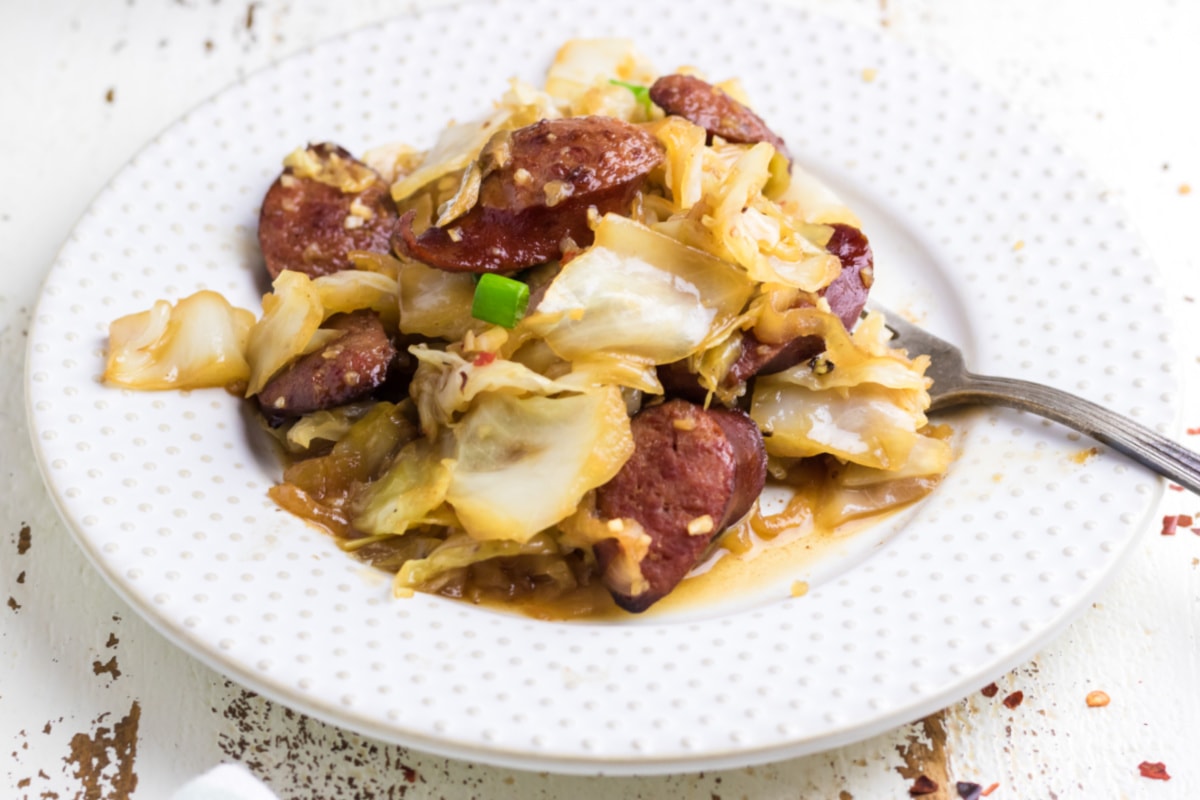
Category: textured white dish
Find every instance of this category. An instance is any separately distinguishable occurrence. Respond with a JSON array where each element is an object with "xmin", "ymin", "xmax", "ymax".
[{"xmin": 25, "ymin": 0, "xmax": 1176, "ymax": 775}]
